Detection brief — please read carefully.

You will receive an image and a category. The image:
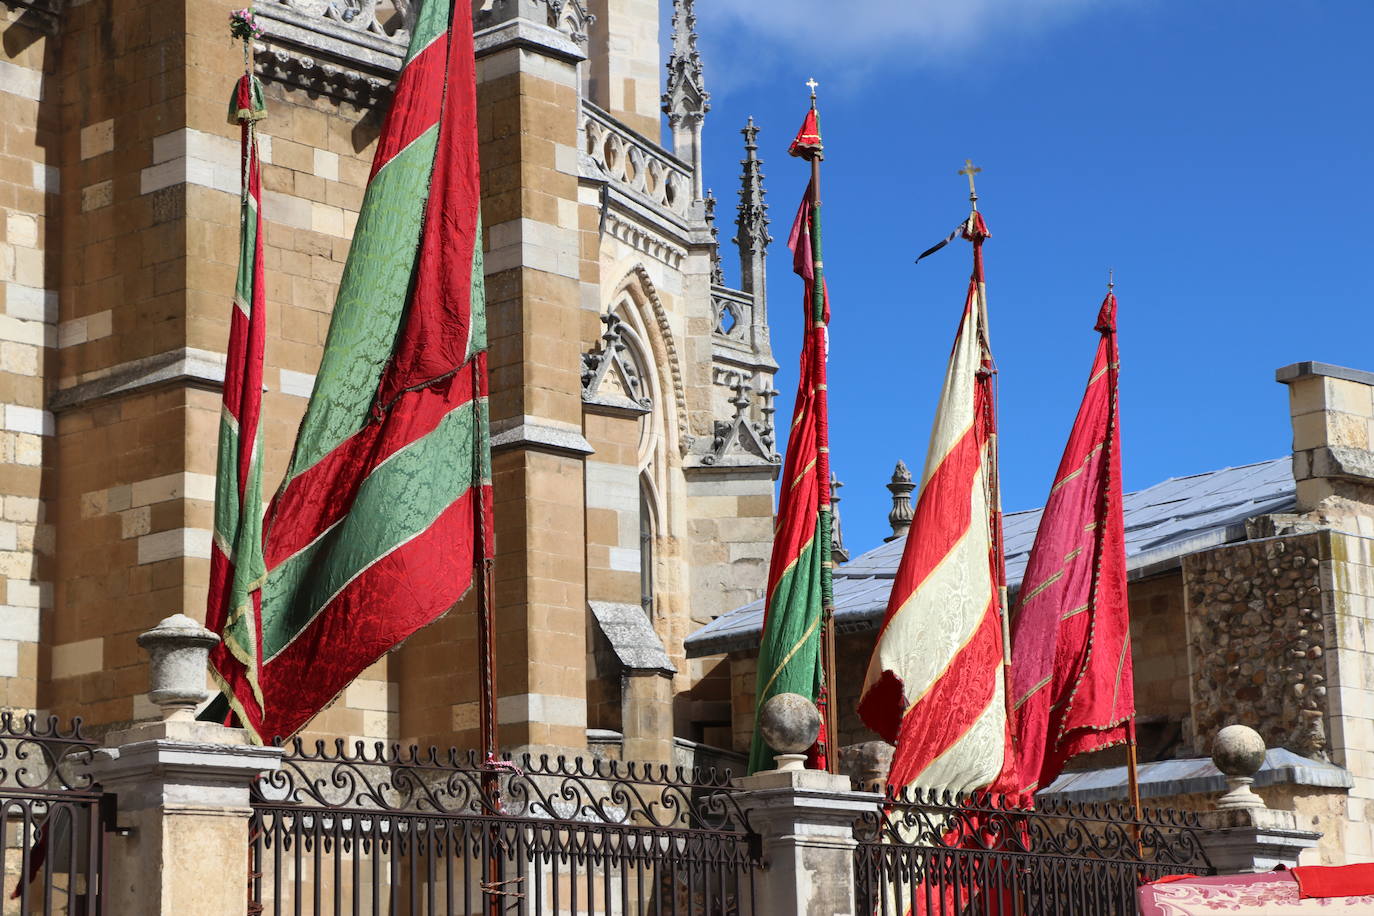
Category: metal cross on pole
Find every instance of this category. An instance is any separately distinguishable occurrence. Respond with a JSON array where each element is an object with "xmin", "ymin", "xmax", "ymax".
[
  {"xmin": 806, "ymin": 77, "xmax": 819, "ymax": 106},
  {"xmin": 959, "ymin": 158, "xmax": 982, "ymax": 210}
]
